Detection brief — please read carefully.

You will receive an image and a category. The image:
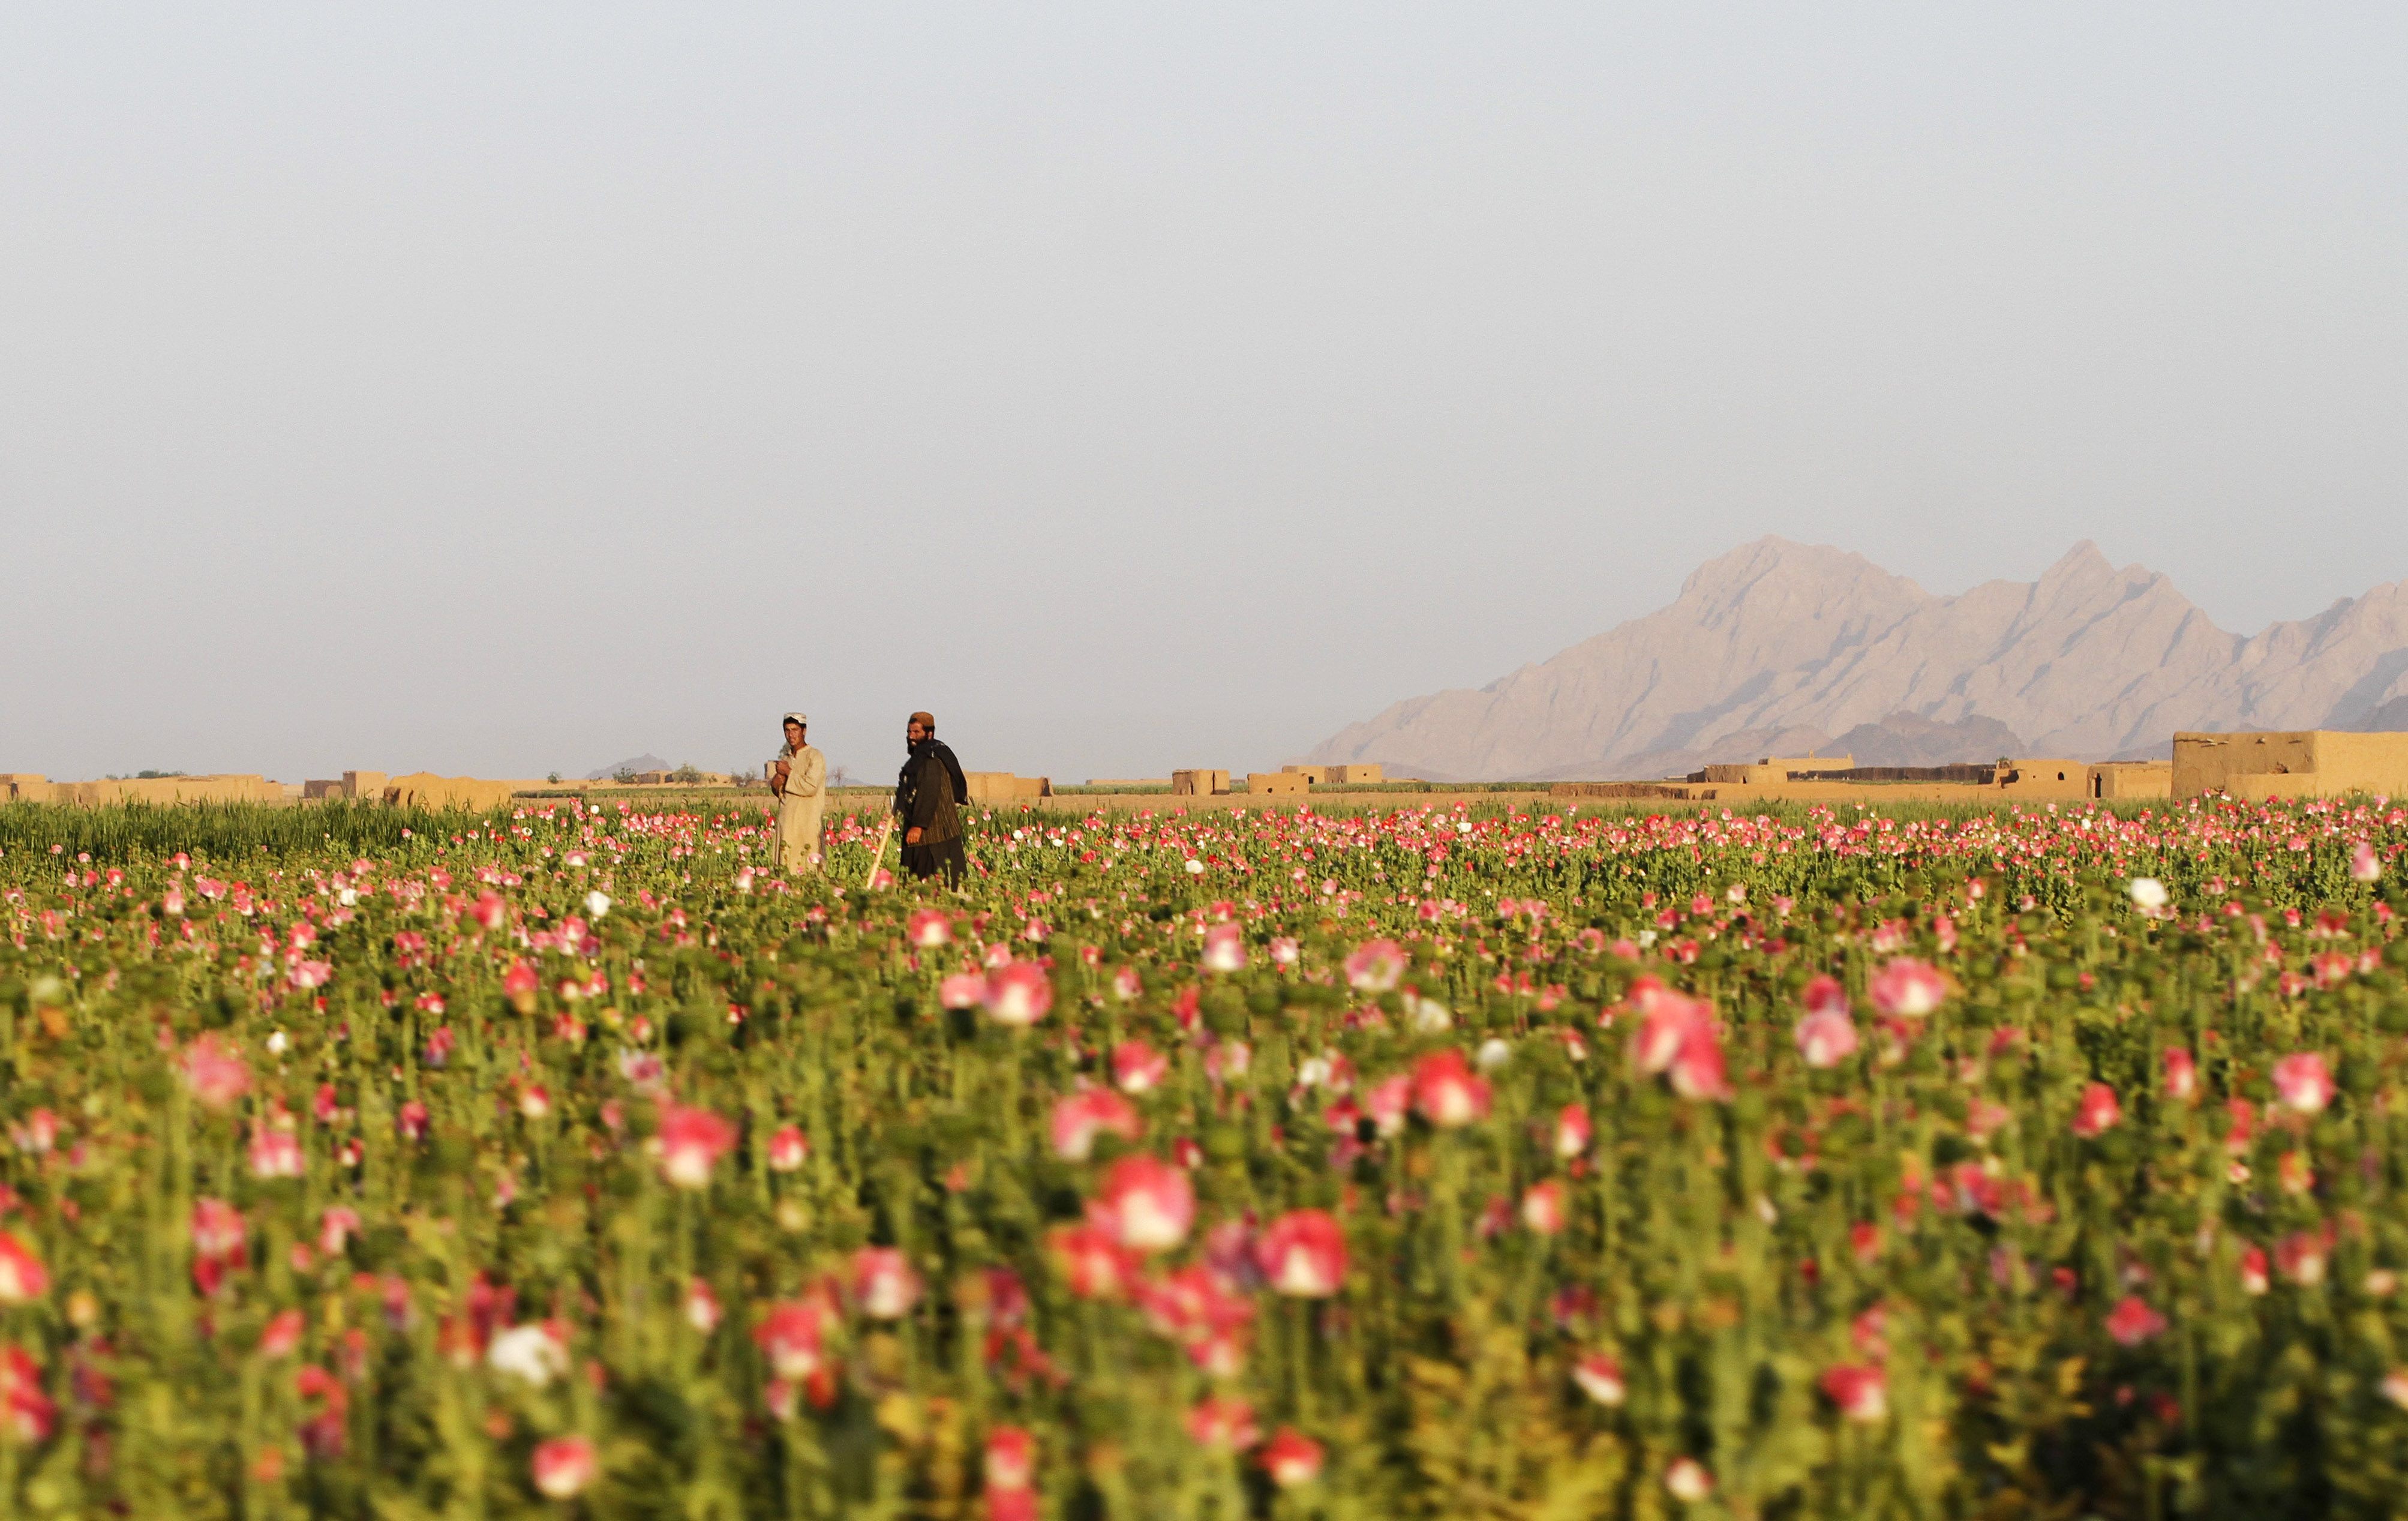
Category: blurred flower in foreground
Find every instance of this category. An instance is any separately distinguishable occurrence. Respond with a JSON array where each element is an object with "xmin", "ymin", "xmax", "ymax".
[{"xmin": 532, "ymin": 1435, "xmax": 596, "ymax": 1499}]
